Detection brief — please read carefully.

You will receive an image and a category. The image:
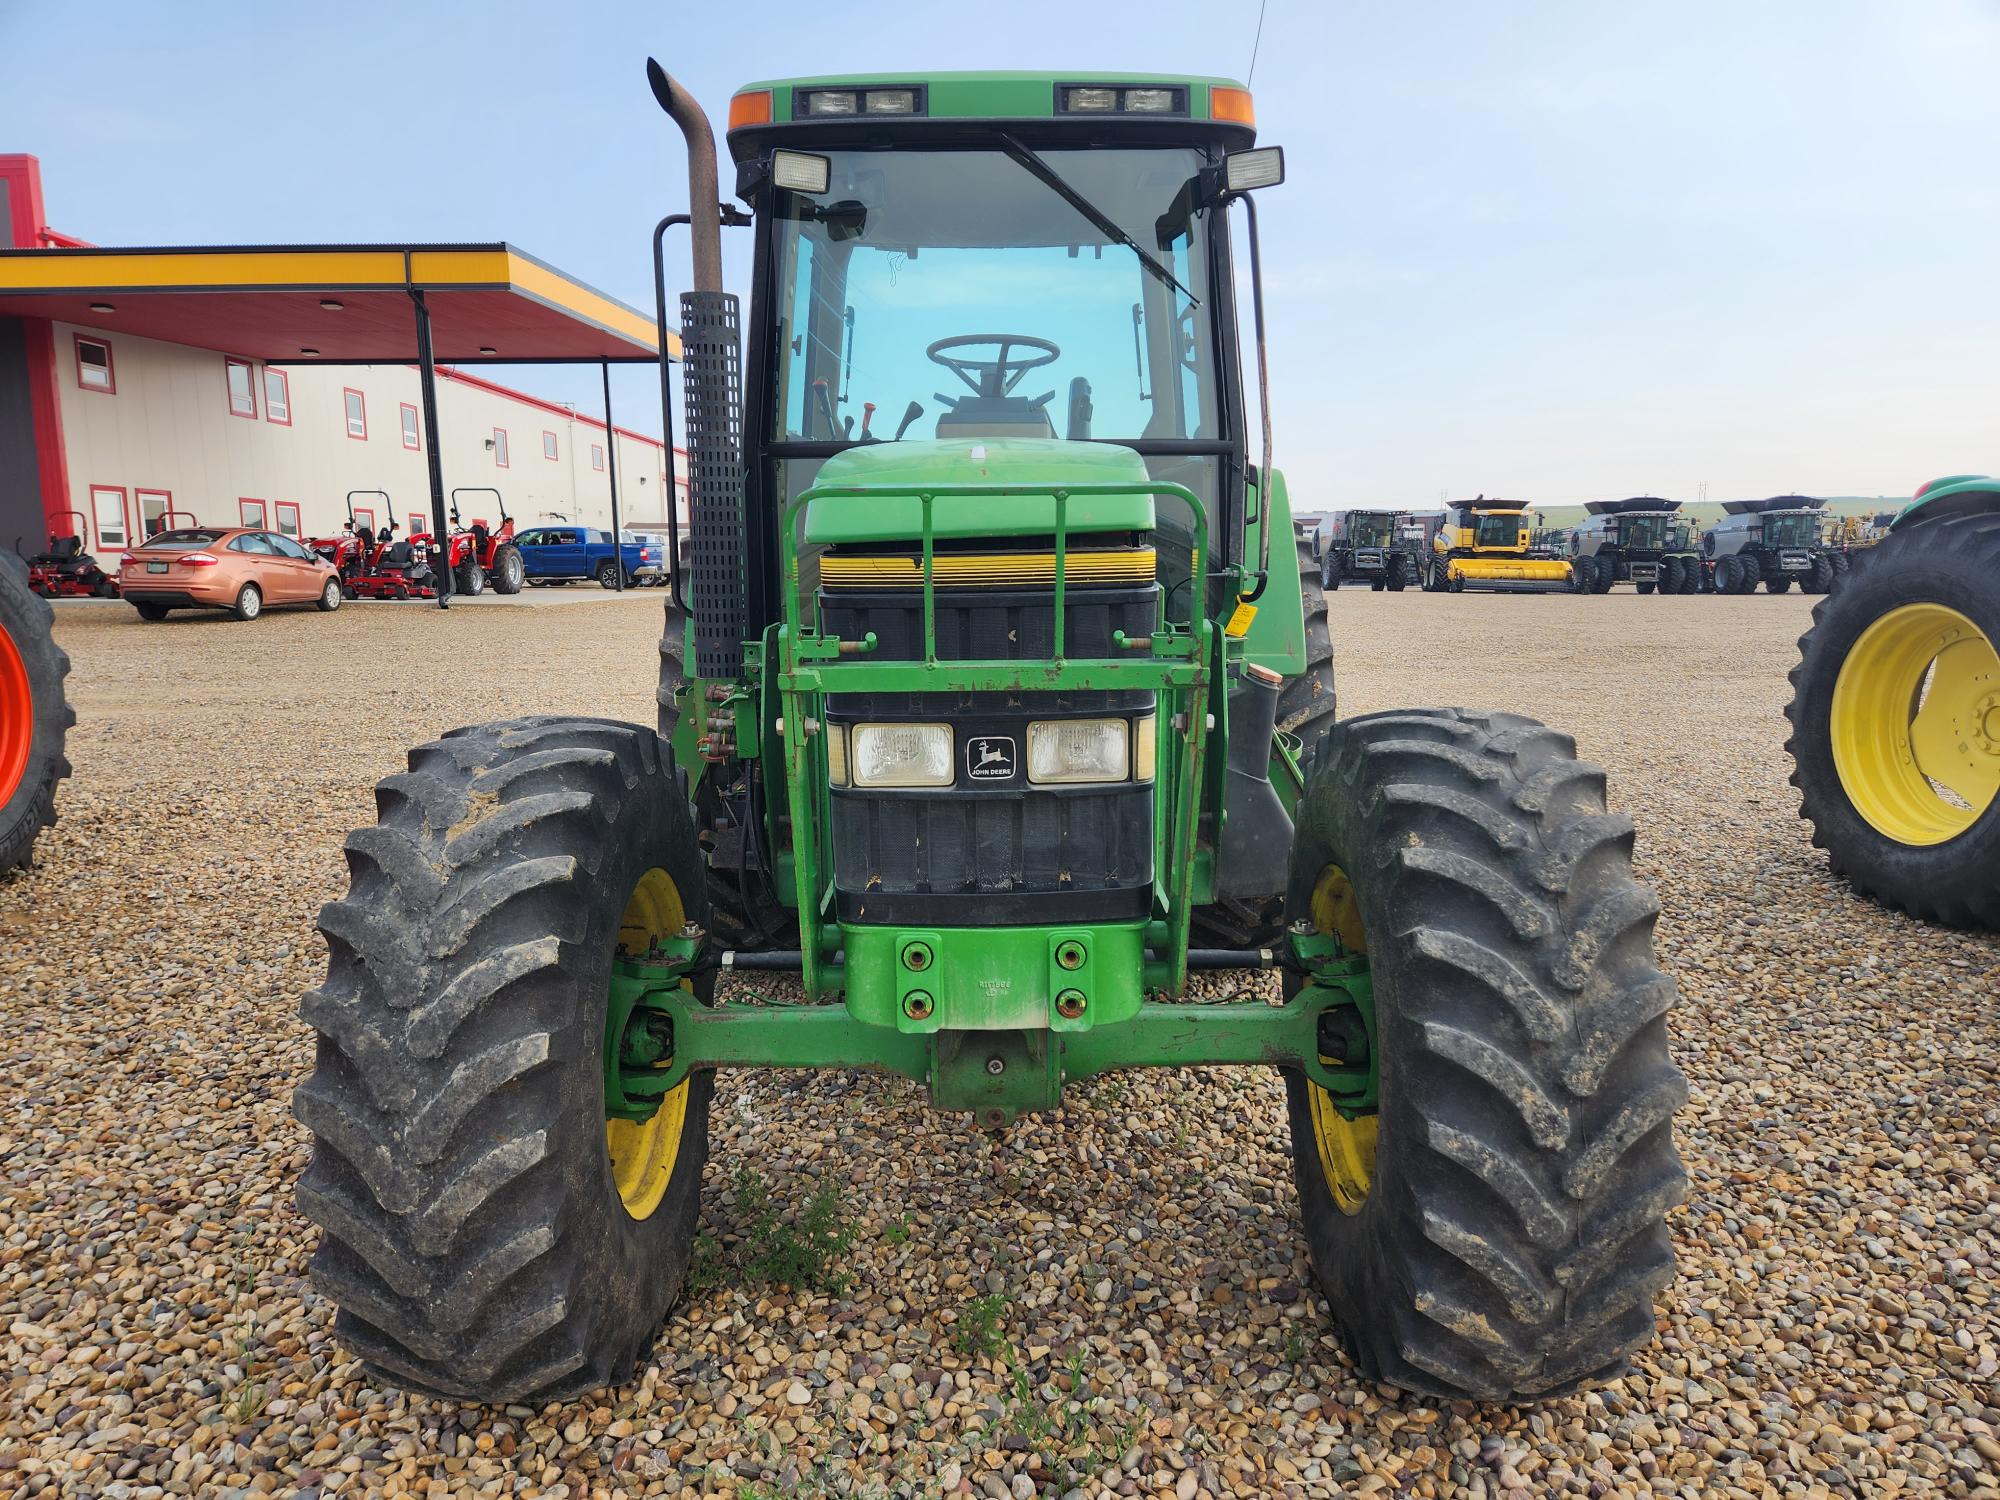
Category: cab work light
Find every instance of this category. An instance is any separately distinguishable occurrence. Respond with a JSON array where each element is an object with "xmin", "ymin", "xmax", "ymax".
[
  {"xmin": 851, "ymin": 723, "xmax": 953, "ymax": 788},
  {"xmin": 1059, "ymin": 84, "xmax": 1188, "ymax": 116},
  {"xmin": 771, "ymin": 150, "xmax": 832, "ymax": 194},
  {"xmin": 1224, "ymin": 146, "xmax": 1285, "ymax": 193},
  {"xmin": 1028, "ymin": 719, "xmax": 1130, "ymax": 785},
  {"xmin": 801, "ymin": 87, "xmax": 925, "ymax": 118}
]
